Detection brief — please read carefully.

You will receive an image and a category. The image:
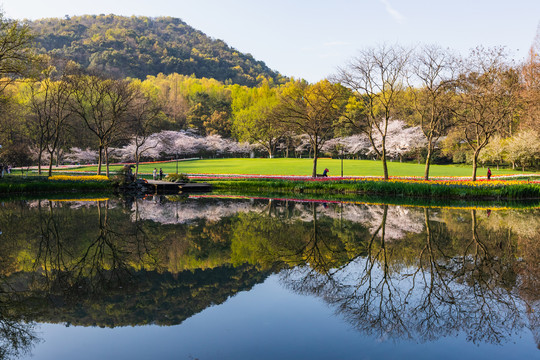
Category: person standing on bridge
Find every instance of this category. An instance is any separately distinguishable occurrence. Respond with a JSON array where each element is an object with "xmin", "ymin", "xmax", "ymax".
[
  {"xmin": 153, "ymin": 168, "xmax": 157, "ymax": 180},
  {"xmin": 159, "ymin": 168, "xmax": 163, "ymax": 180}
]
